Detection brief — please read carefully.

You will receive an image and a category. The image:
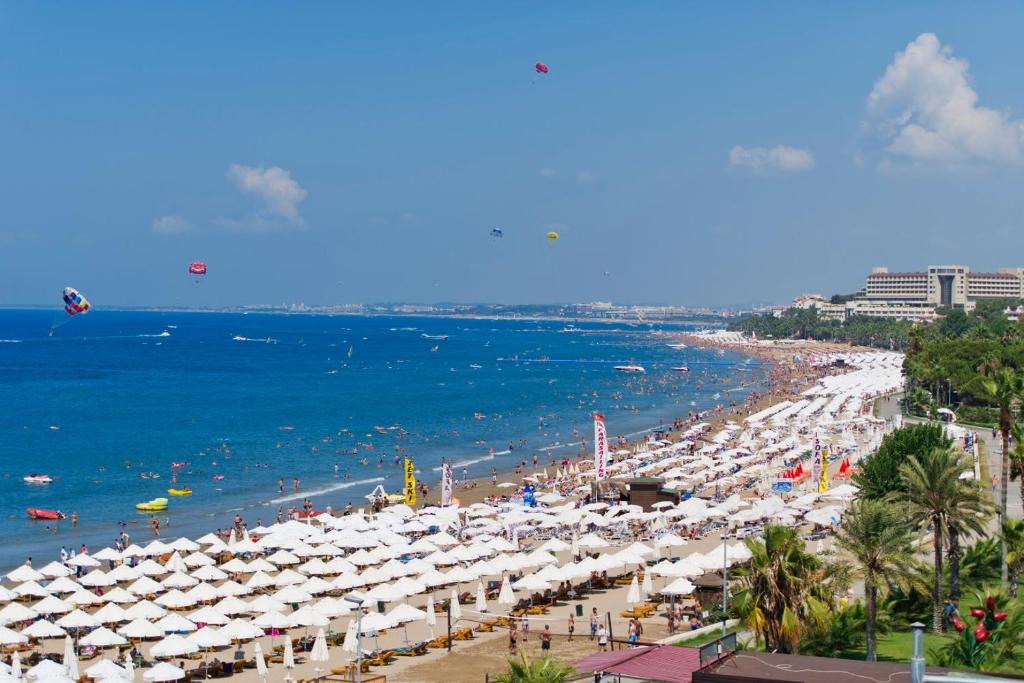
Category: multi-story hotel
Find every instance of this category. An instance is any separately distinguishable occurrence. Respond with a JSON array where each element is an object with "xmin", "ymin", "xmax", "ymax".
[{"xmin": 792, "ymin": 265, "xmax": 1024, "ymax": 321}]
